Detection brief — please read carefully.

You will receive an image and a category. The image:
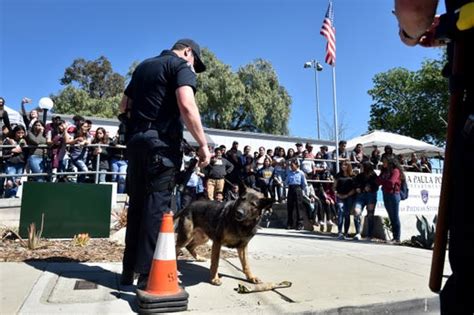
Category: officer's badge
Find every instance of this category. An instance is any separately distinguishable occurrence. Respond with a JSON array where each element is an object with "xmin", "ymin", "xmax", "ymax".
[{"xmin": 420, "ymin": 190, "xmax": 429, "ymax": 204}]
